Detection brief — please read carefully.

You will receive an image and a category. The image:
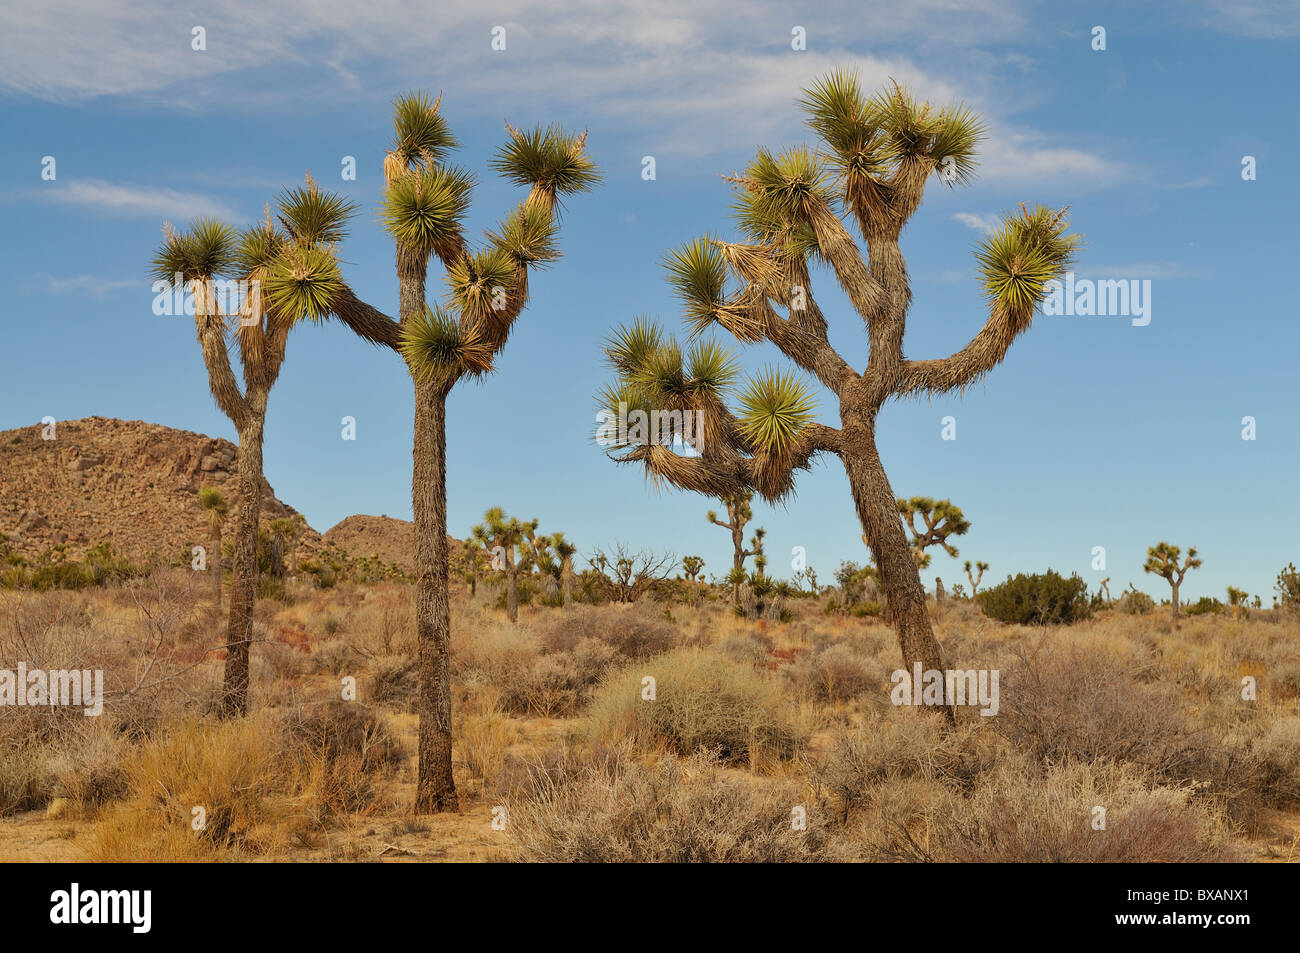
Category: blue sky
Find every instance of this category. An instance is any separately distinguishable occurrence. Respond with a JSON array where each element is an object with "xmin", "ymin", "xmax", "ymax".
[{"xmin": 1, "ymin": 0, "xmax": 1297, "ymax": 602}]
